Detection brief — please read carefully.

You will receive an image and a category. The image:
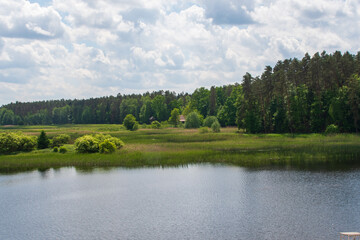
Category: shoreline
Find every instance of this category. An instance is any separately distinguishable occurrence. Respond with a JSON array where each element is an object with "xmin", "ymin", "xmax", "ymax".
[{"xmin": 1, "ymin": 125, "xmax": 360, "ymax": 172}]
